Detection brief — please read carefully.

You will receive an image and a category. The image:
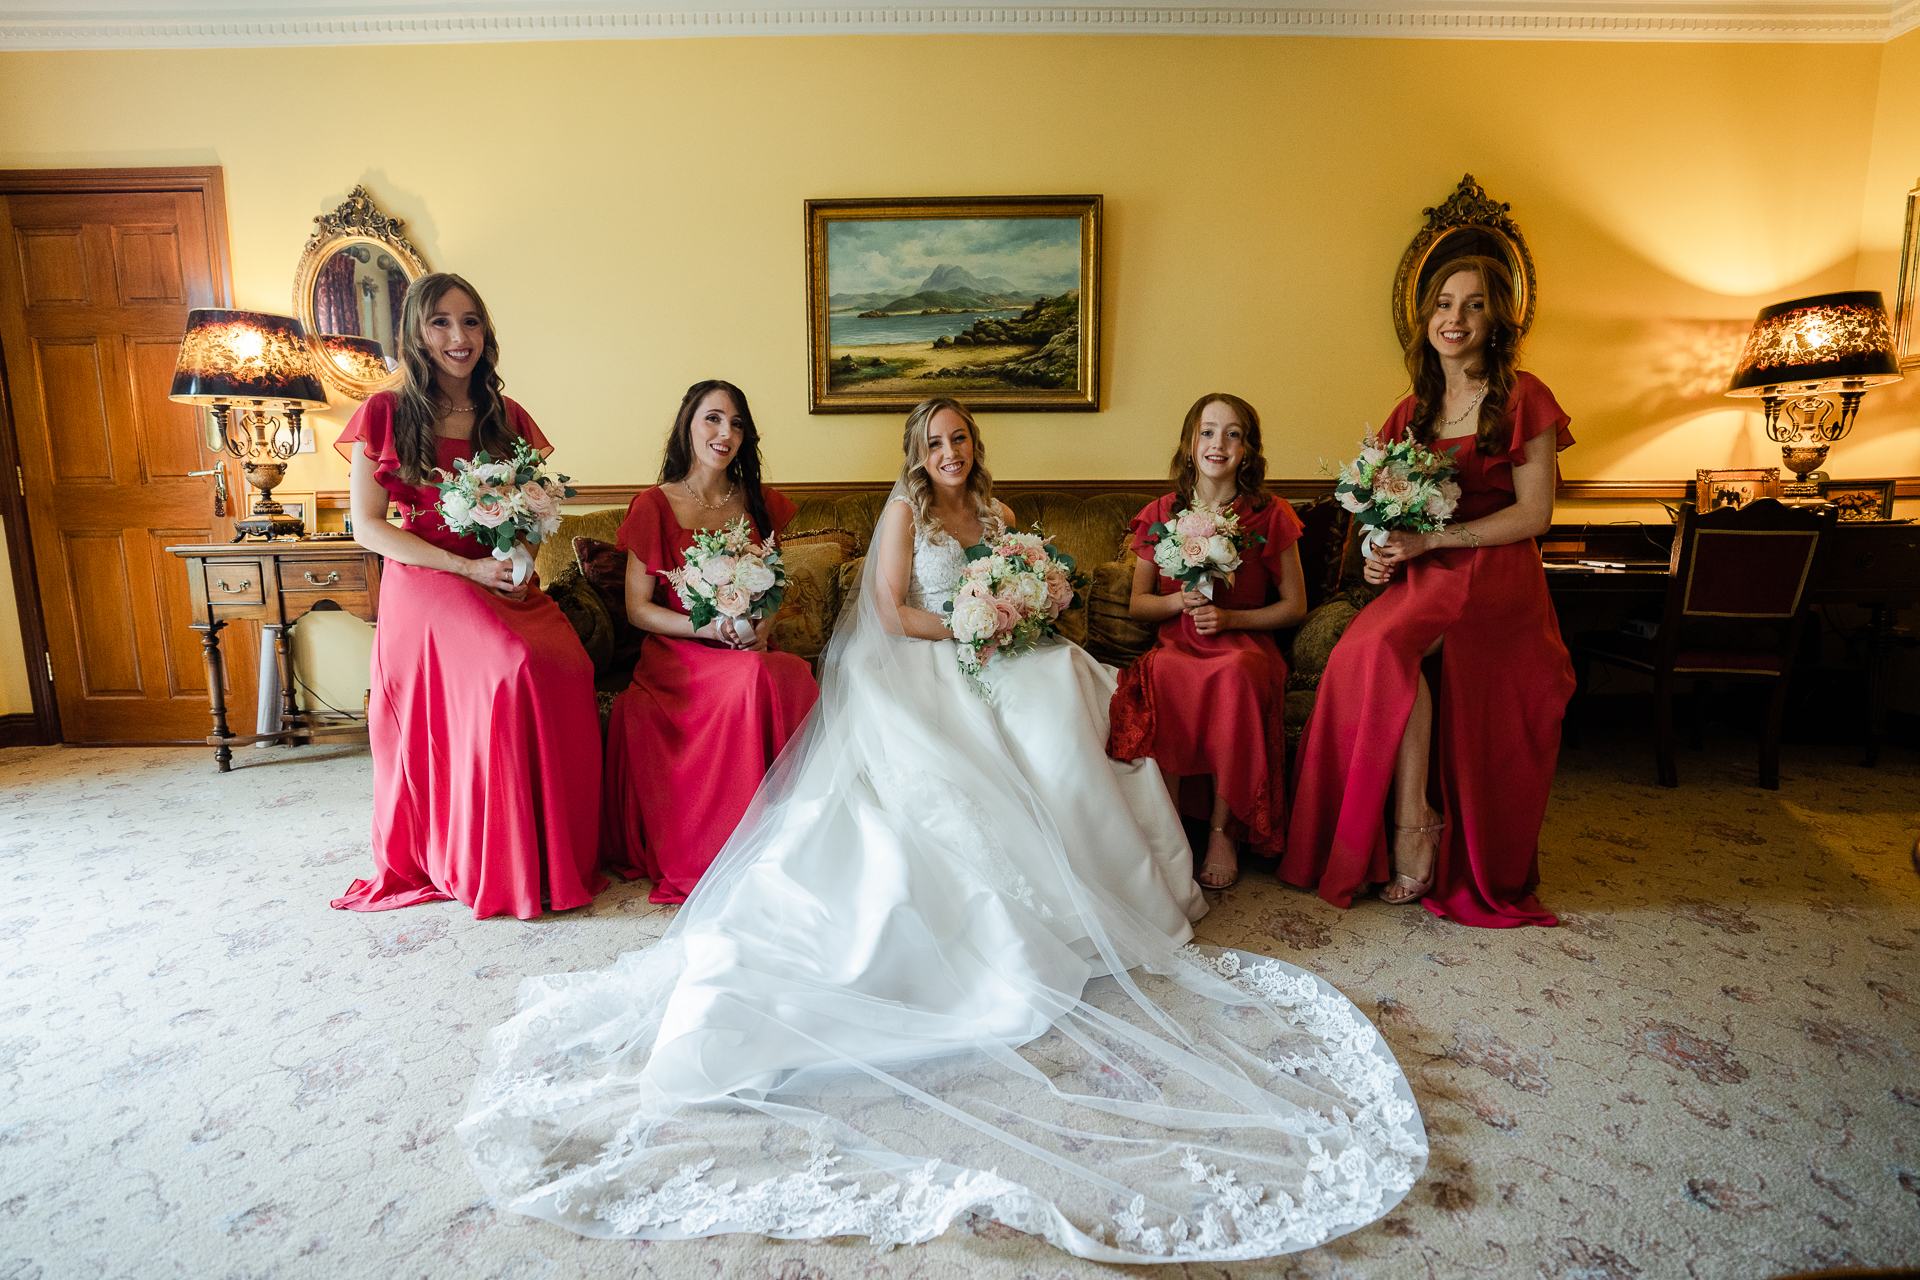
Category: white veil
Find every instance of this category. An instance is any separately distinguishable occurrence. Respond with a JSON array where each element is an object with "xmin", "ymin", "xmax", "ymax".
[{"xmin": 457, "ymin": 484, "xmax": 1426, "ymax": 1261}]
